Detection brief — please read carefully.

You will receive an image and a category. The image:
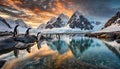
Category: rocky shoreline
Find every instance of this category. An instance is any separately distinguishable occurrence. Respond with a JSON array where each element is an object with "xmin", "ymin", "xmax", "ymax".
[{"xmin": 85, "ymin": 31, "xmax": 120, "ymax": 41}]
